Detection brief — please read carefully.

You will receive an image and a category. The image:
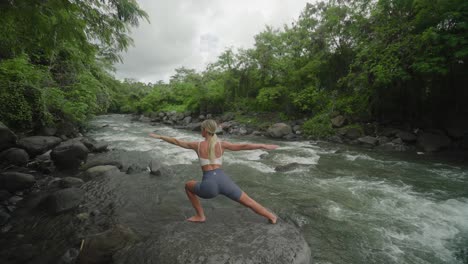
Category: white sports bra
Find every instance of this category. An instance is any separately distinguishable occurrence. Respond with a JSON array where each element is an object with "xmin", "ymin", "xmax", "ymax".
[{"xmin": 197, "ymin": 141, "xmax": 223, "ymax": 166}]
